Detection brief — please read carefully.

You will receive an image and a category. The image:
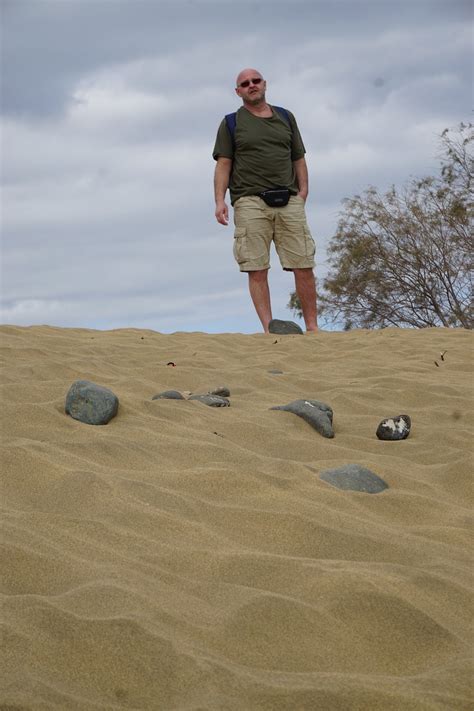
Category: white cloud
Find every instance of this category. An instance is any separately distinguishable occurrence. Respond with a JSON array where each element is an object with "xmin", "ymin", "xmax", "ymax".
[{"xmin": 70, "ymin": 84, "xmax": 173, "ymax": 125}]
